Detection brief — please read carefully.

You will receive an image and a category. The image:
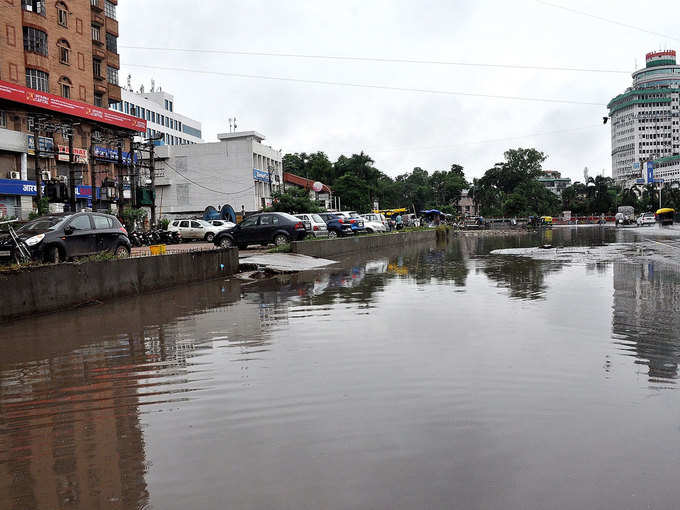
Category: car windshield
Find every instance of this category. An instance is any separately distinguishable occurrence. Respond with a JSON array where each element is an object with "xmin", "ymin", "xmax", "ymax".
[{"xmin": 17, "ymin": 216, "xmax": 70, "ymax": 233}]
